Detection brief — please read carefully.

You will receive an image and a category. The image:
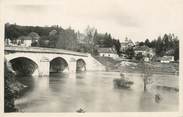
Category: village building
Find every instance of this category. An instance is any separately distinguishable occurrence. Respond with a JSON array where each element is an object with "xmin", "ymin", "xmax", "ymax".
[
  {"xmin": 144, "ymin": 56, "xmax": 150, "ymax": 62},
  {"xmin": 160, "ymin": 56, "xmax": 174, "ymax": 63},
  {"xmin": 15, "ymin": 32, "xmax": 40, "ymax": 47},
  {"xmin": 134, "ymin": 45, "xmax": 155, "ymax": 61},
  {"xmin": 98, "ymin": 47, "xmax": 119, "ymax": 59},
  {"xmin": 5, "ymin": 38, "xmax": 11, "ymax": 46},
  {"xmin": 16, "ymin": 36, "xmax": 32, "ymax": 47}
]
